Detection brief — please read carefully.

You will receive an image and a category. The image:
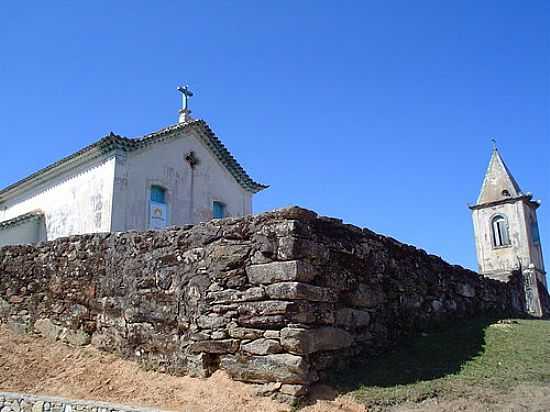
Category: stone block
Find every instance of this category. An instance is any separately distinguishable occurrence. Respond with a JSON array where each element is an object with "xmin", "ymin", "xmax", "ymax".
[
  {"xmin": 246, "ymin": 261, "xmax": 317, "ymax": 285},
  {"xmin": 456, "ymin": 283, "xmax": 476, "ymax": 298},
  {"xmin": 335, "ymin": 308, "xmax": 371, "ymax": 328},
  {"xmin": 220, "ymin": 353, "xmax": 311, "ymax": 384},
  {"xmin": 265, "ymin": 282, "xmax": 337, "ymax": 302},
  {"xmin": 349, "ymin": 284, "xmax": 385, "ymax": 308},
  {"xmin": 227, "ymin": 325, "xmax": 264, "ymax": 339},
  {"xmin": 241, "ymin": 338, "xmax": 282, "ymax": 355},
  {"xmin": 280, "ymin": 327, "xmax": 354, "ymax": 355},
  {"xmin": 189, "ymin": 339, "xmax": 239, "ymax": 354}
]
